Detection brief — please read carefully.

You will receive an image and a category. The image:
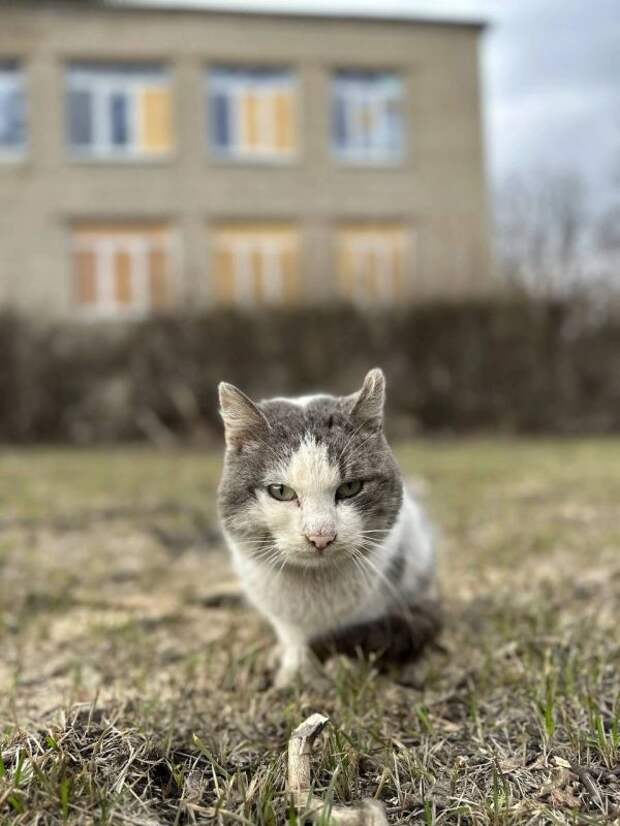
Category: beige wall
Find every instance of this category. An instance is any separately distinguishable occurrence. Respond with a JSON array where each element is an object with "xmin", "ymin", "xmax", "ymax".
[{"xmin": 0, "ymin": 2, "xmax": 492, "ymax": 316}]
